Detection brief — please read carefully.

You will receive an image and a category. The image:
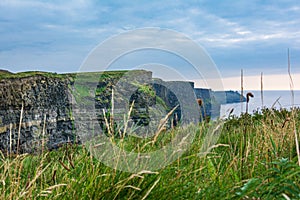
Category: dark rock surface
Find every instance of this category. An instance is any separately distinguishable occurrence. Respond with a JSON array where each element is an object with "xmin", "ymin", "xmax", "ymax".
[
  {"xmin": 0, "ymin": 70, "xmax": 244, "ymax": 153},
  {"xmin": 0, "ymin": 75, "xmax": 77, "ymax": 154}
]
